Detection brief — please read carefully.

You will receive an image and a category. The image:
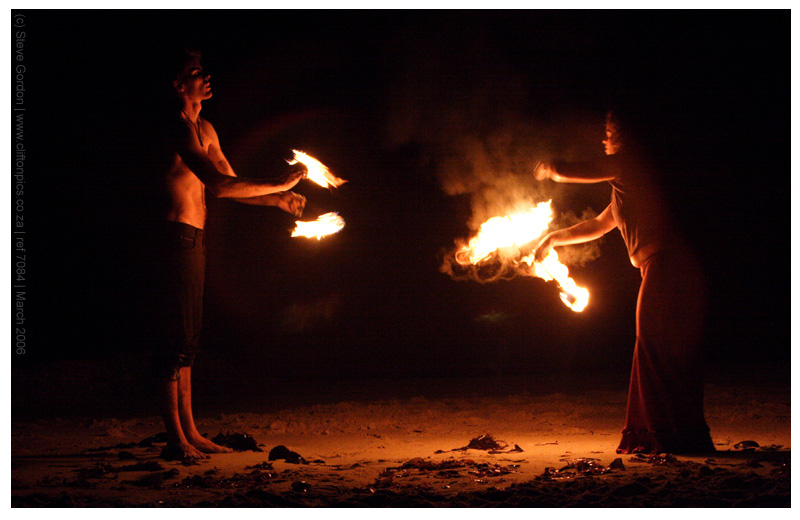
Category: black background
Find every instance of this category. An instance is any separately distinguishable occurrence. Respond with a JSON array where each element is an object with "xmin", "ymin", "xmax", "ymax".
[{"xmin": 12, "ymin": 11, "xmax": 789, "ymax": 392}]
